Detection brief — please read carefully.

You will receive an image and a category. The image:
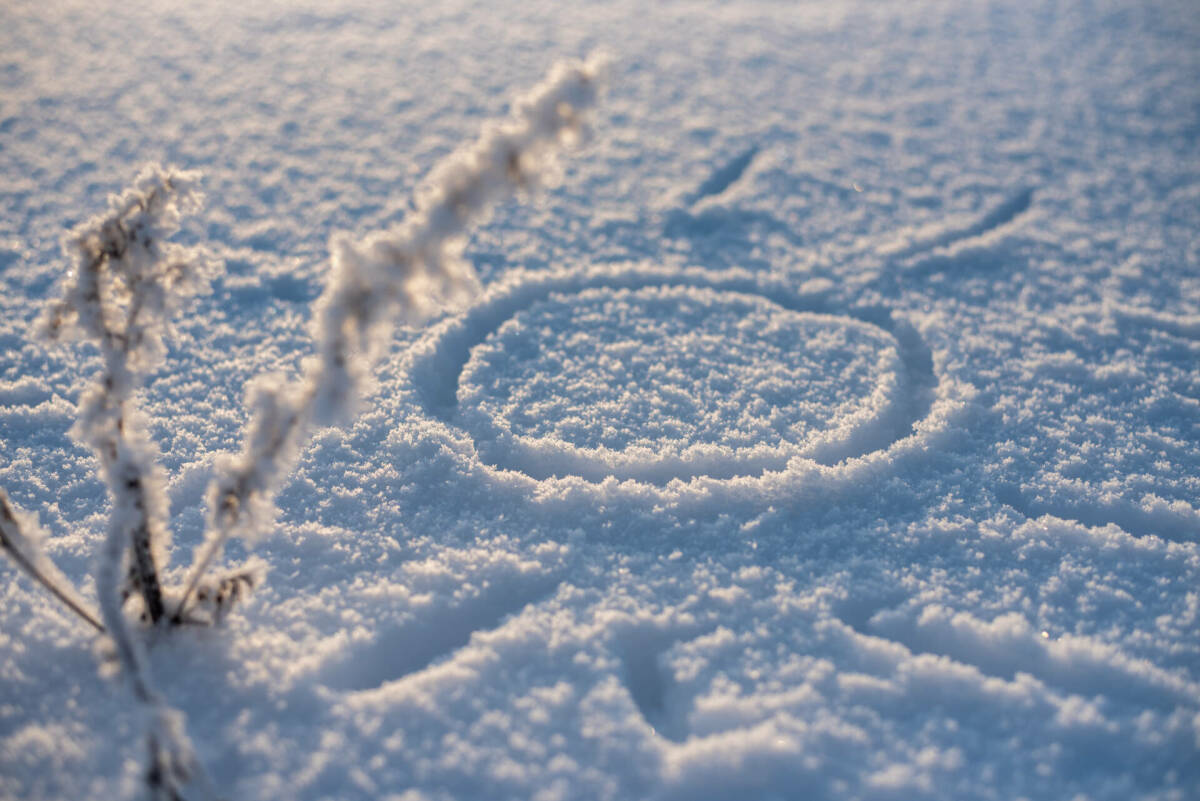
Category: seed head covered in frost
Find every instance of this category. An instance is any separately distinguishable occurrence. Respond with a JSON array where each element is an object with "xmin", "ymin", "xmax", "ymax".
[
  {"xmin": 180, "ymin": 53, "xmax": 608, "ymax": 611},
  {"xmin": 43, "ymin": 164, "xmax": 217, "ymax": 367}
]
